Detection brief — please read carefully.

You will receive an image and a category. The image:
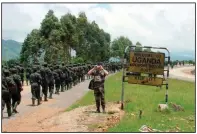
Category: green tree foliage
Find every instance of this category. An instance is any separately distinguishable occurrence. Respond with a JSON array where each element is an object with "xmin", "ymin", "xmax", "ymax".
[
  {"xmin": 60, "ymin": 13, "xmax": 78, "ymax": 62},
  {"xmin": 111, "ymin": 36, "xmax": 132, "ymax": 58},
  {"xmin": 135, "ymin": 42, "xmax": 142, "ymax": 52},
  {"xmin": 71, "ymin": 56, "xmax": 84, "ymax": 64},
  {"xmin": 20, "ymin": 29, "xmax": 42, "ymax": 64},
  {"xmin": 6, "ymin": 58, "xmax": 20, "ymax": 68},
  {"xmin": 40, "ymin": 10, "xmax": 62, "ymax": 63},
  {"xmin": 20, "ymin": 9, "xmax": 145, "ymax": 64},
  {"xmin": 143, "ymin": 48, "xmax": 152, "ymax": 52}
]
